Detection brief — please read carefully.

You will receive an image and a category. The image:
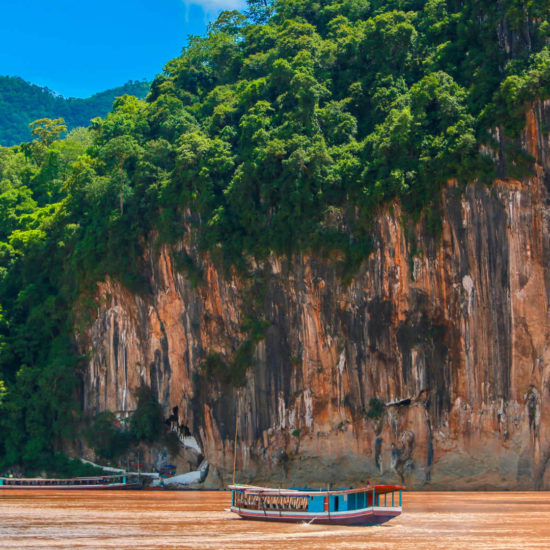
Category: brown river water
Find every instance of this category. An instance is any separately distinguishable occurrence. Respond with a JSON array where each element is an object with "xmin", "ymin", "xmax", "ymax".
[{"xmin": 1, "ymin": 490, "xmax": 549, "ymax": 549}]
